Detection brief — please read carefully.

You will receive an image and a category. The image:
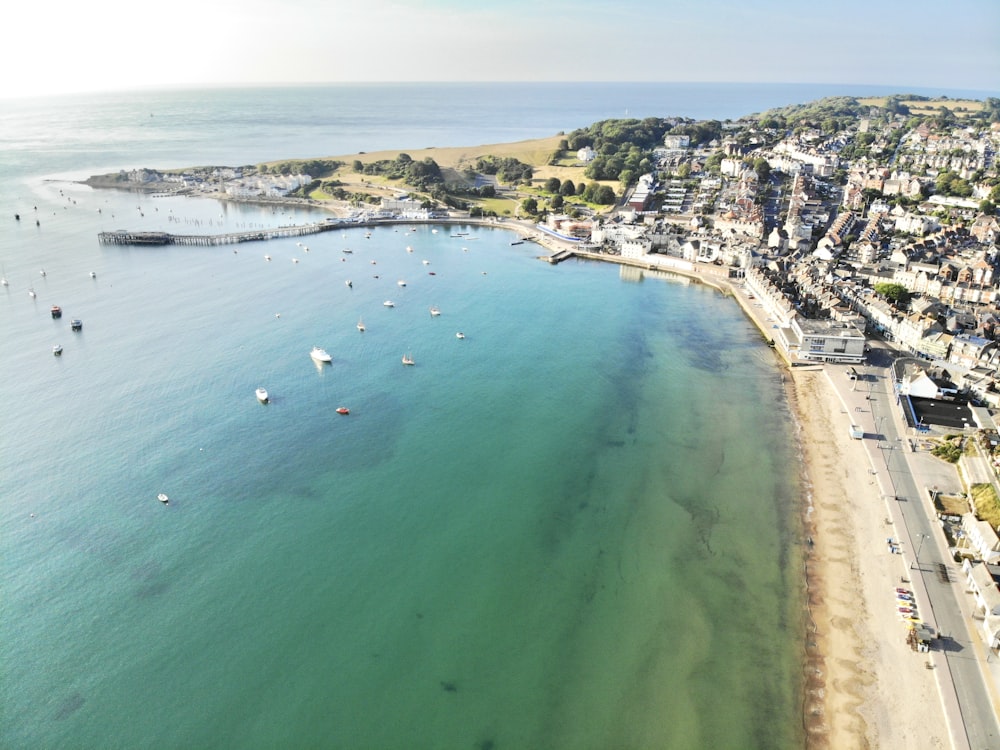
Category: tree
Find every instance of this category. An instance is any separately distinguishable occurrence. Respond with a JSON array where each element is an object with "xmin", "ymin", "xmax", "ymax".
[
  {"xmin": 352, "ymin": 160, "xmax": 364, "ymax": 173},
  {"xmin": 545, "ymin": 177, "xmax": 561, "ymax": 193},
  {"xmin": 594, "ymin": 185, "xmax": 617, "ymax": 205},
  {"xmin": 550, "ymin": 195, "xmax": 564, "ymax": 210},
  {"xmin": 521, "ymin": 197, "xmax": 538, "ymax": 215},
  {"xmin": 560, "ymin": 179, "xmax": 576, "ymax": 196},
  {"xmin": 874, "ymin": 282, "xmax": 910, "ymax": 304},
  {"xmin": 980, "ymin": 199, "xmax": 997, "ymax": 215},
  {"xmin": 576, "ymin": 182, "xmax": 588, "ymax": 196}
]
